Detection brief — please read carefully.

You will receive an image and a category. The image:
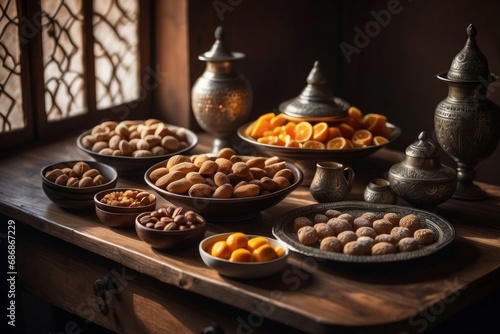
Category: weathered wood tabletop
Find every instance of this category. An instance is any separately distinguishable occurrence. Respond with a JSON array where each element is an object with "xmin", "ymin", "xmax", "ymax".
[{"xmin": 1, "ymin": 132, "xmax": 499, "ymax": 333}]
